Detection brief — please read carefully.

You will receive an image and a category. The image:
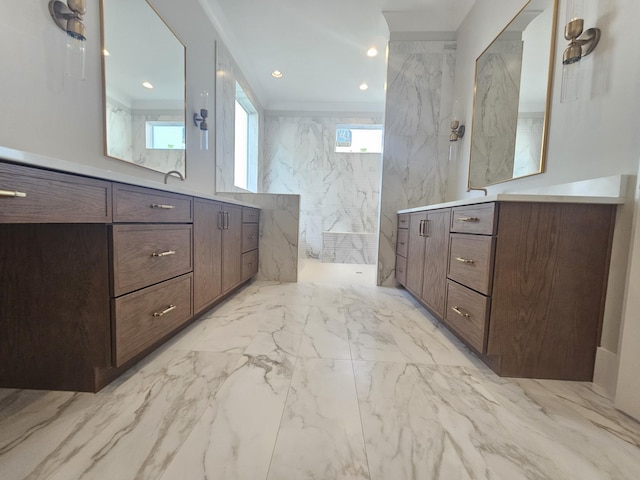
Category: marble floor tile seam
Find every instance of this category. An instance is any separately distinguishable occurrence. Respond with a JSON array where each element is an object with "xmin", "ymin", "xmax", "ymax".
[{"xmin": 264, "ymin": 354, "xmax": 303, "ymax": 480}]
